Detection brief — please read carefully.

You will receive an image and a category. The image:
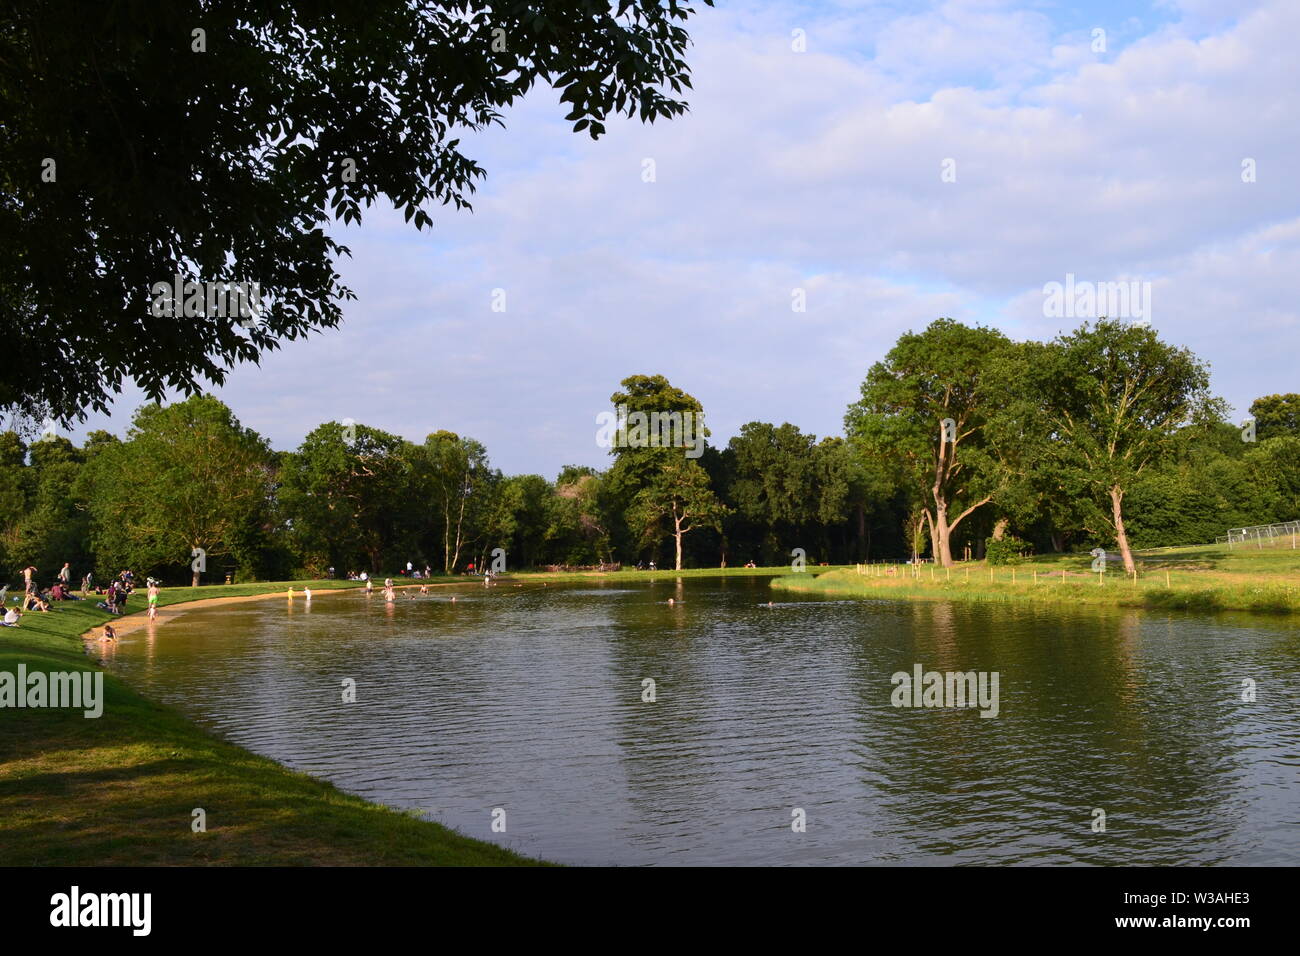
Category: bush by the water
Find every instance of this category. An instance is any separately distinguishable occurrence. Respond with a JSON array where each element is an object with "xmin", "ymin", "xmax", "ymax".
[{"xmin": 986, "ymin": 535, "xmax": 1032, "ymax": 565}]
